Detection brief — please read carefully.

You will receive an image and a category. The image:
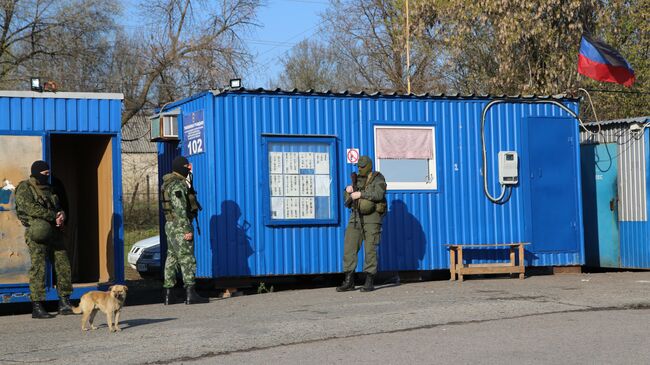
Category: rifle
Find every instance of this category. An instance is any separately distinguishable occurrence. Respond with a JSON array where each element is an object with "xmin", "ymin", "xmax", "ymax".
[
  {"xmin": 350, "ymin": 172, "xmax": 365, "ymax": 236},
  {"xmin": 187, "ymin": 172, "xmax": 203, "ymax": 235}
]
